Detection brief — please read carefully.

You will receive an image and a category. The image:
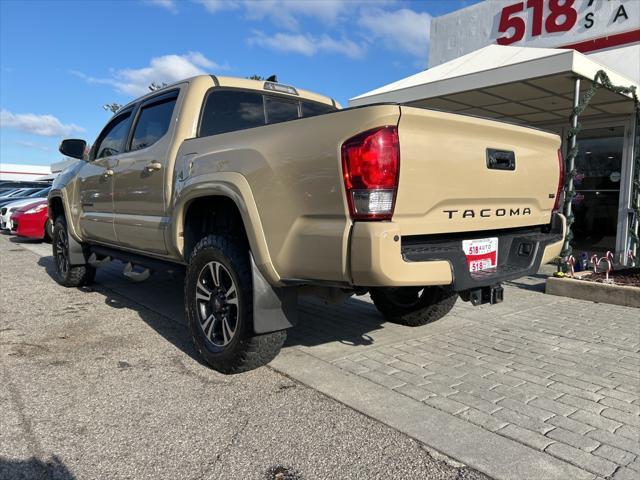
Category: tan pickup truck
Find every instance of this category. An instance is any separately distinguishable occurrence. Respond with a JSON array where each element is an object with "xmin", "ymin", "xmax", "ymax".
[{"xmin": 50, "ymin": 75, "xmax": 565, "ymax": 373}]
